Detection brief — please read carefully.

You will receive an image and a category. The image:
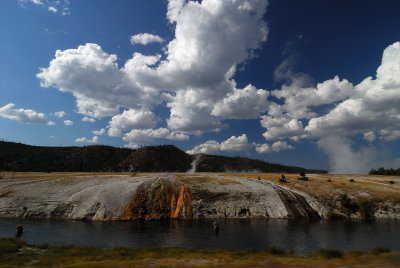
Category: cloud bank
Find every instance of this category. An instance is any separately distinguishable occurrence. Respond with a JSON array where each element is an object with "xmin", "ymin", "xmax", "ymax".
[
  {"xmin": 37, "ymin": 0, "xmax": 270, "ymax": 148},
  {"xmin": 262, "ymin": 42, "xmax": 400, "ymax": 173}
]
